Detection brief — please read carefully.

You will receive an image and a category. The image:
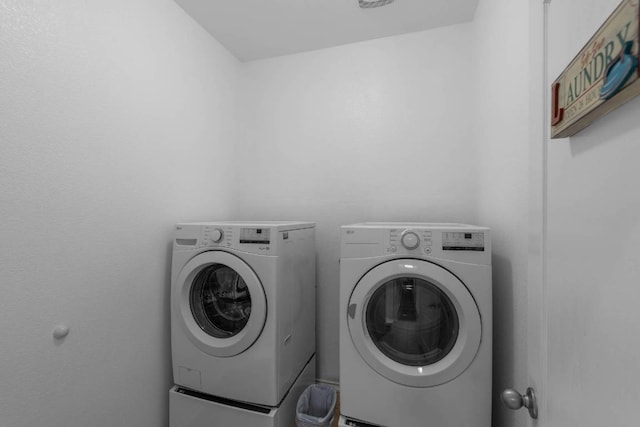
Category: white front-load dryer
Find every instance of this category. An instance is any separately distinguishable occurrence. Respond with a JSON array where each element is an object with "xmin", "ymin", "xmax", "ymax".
[
  {"xmin": 171, "ymin": 221, "xmax": 316, "ymax": 407},
  {"xmin": 339, "ymin": 223, "xmax": 492, "ymax": 427}
]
